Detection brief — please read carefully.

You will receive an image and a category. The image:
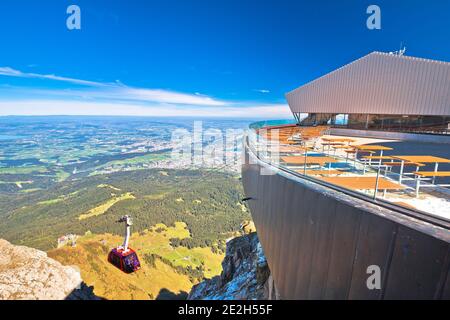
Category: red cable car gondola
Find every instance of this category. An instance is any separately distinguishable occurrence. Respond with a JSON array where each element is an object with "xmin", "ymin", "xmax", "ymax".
[{"xmin": 108, "ymin": 215, "xmax": 141, "ymax": 273}]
